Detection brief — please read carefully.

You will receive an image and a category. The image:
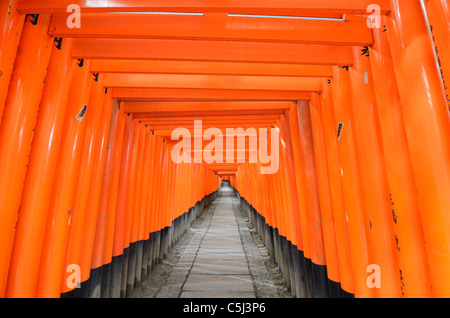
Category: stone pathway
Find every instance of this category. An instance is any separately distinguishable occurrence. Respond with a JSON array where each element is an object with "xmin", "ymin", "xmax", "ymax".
[{"xmin": 150, "ymin": 186, "xmax": 280, "ymax": 298}]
